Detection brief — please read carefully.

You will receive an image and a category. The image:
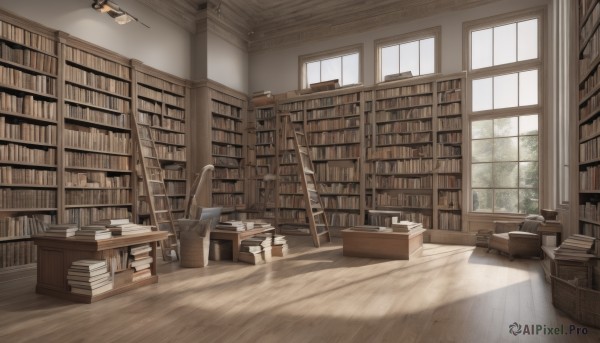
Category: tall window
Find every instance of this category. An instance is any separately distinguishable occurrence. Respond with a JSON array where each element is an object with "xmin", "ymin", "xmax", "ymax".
[
  {"xmin": 466, "ymin": 9, "xmax": 543, "ymax": 215},
  {"xmin": 376, "ymin": 27, "xmax": 440, "ymax": 82},
  {"xmin": 299, "ymin": 45, "xmax": 362, "ymax": 89}
]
